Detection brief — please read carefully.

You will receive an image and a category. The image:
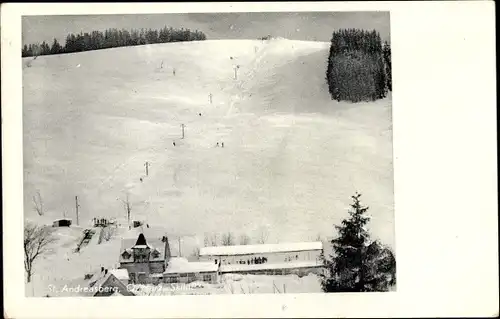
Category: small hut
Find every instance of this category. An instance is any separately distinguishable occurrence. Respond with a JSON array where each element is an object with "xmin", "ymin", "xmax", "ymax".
[
  {"xmin": 133, "ymin": 220, "xmax": 143, "ymax": 228},
  {"xmin": 52, "ymin": 218, "xmax": 72, "ymax": 227}
]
